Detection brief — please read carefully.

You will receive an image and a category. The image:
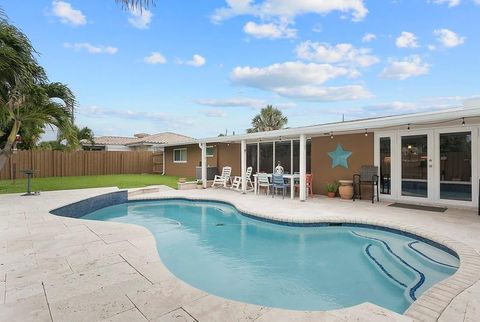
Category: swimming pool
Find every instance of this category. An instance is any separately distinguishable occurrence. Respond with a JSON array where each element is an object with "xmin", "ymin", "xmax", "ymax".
[{"xmin": 83, "ymin": 199, "xmax": 459, "ymax": 313}]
